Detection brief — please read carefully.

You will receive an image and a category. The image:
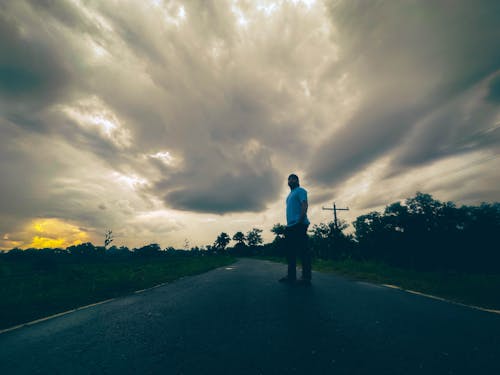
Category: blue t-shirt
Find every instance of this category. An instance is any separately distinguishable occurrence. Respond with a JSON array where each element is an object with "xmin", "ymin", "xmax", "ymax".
[{"xmin": 286, "ymin": 186, "xmax": 310, "ymax": 227}]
